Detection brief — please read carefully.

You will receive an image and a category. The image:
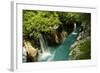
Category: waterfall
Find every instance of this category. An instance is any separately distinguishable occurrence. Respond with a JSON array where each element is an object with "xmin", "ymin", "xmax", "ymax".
[
  {"xmin": 72, "ymin": 23, "xmax": 77, "ymax": 35},
  {"xmin": 38, "ymin": 33, "xmax": 52, "ymax": 61},
  {"xmin": 39, "ymin": 34, "xmax": 46, "ymax": 53},
  {"xmin": 74, "ymin": 23, "xmax": 76, "ymax": 31}
]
